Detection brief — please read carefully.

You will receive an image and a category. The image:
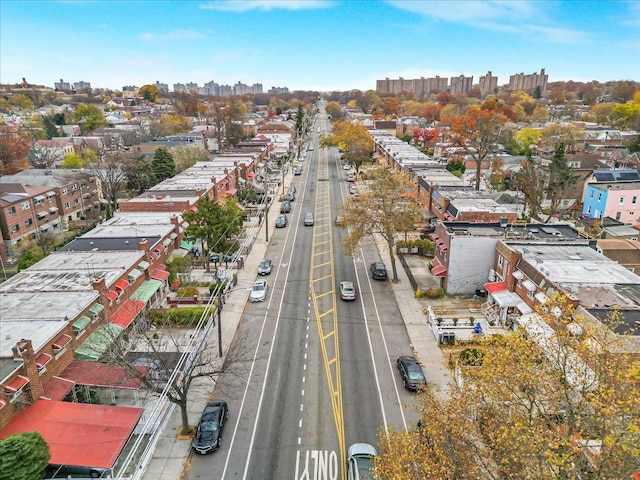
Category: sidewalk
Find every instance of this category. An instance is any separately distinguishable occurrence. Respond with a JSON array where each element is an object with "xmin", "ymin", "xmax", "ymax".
[{"xmin": 142, "ymin": 171, "xmax": 453, "ymax": 479}]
